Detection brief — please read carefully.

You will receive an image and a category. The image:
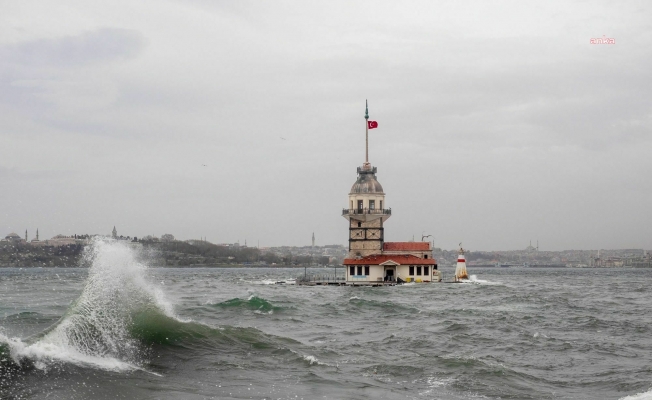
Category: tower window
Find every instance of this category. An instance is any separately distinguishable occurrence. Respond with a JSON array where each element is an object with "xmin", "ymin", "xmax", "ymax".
[
  {"xmin": 349, "ymin": 266, "xmax": 355, "ymax": 276},
  {"xmin": 409, "ymin": 266, "xmax": 414, "ymax": 275},
  {"xmin": 357, "ymin": 200, "xmax": 363, "ymax": 210},
  {"xmin": 357, "ymin": 266, "xmax": 363, "ymax": 275},
  {"xmin": 380, "ymin": 200, "xmax": 383, "ymax": 209},
  {"xmin": 424, "ymin": 254, "xmax": 428, "ymax": 259},
  {"xmin": 417, "ymin": 266, "xmax": 422, "ymax": 276},
  {"xmin": 357, "ymin": 222, "xmax": 361, "ymax": 227},
  {"xmin": 369, "ymin": 200, "xmax": 375, "ymax": 210},
  {"xmin": 364, "ymin": 266, "xmax": 369, "ymax": 275},
  {"xmin": 424, "ymin": 266, "xmax": 429, "ymax": 275}
]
